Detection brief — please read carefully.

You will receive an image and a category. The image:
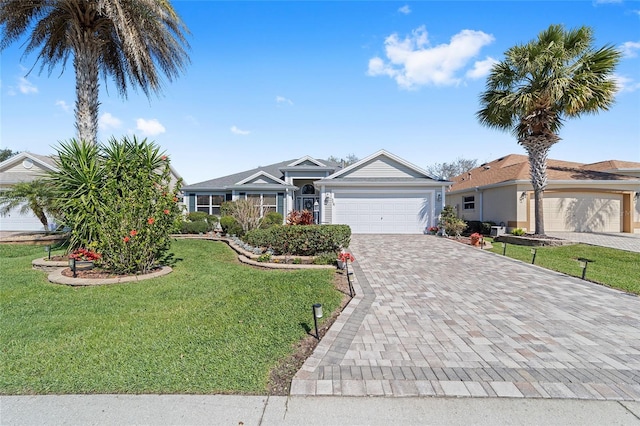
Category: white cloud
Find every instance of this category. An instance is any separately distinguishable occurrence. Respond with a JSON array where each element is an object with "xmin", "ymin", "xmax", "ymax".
[
  {"xmin": 398, "ymin": 5, "xmax": 411, "ymax": 15},
  {"xmin": 136, "ymin": 118, "xmax": 166, "ymax": 136},
  {"xmin": 613, "ymin": 74, "xmax": 640, "ymax": 93},
  {"xmin": 367, "ymin": 26, "xmax": 495, "ymax": 89},
  {"xmin": 55, "ymin": 100, "xmax": 70, "ymax": 112},
  {"xmin": 275, "ymin": 95, "xmax": 293, "ymax": 105},
  {"xmin": 465, "ymin": 56, "xmax": 498, "ymax": 79},
  {"xmin": 99, "ymin": 112, "xmax": 123, "ymax": 130},
  {"xmin": 18, "ymin": 77, "xmax": 38, "ymax": 94},
  {"xmin": 620, "ymin": 41, "xmax": 640, "ymax": 58},
  {"xmin": 230, "ymin": 125, "xmax": 250, "ymax": 135}
]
